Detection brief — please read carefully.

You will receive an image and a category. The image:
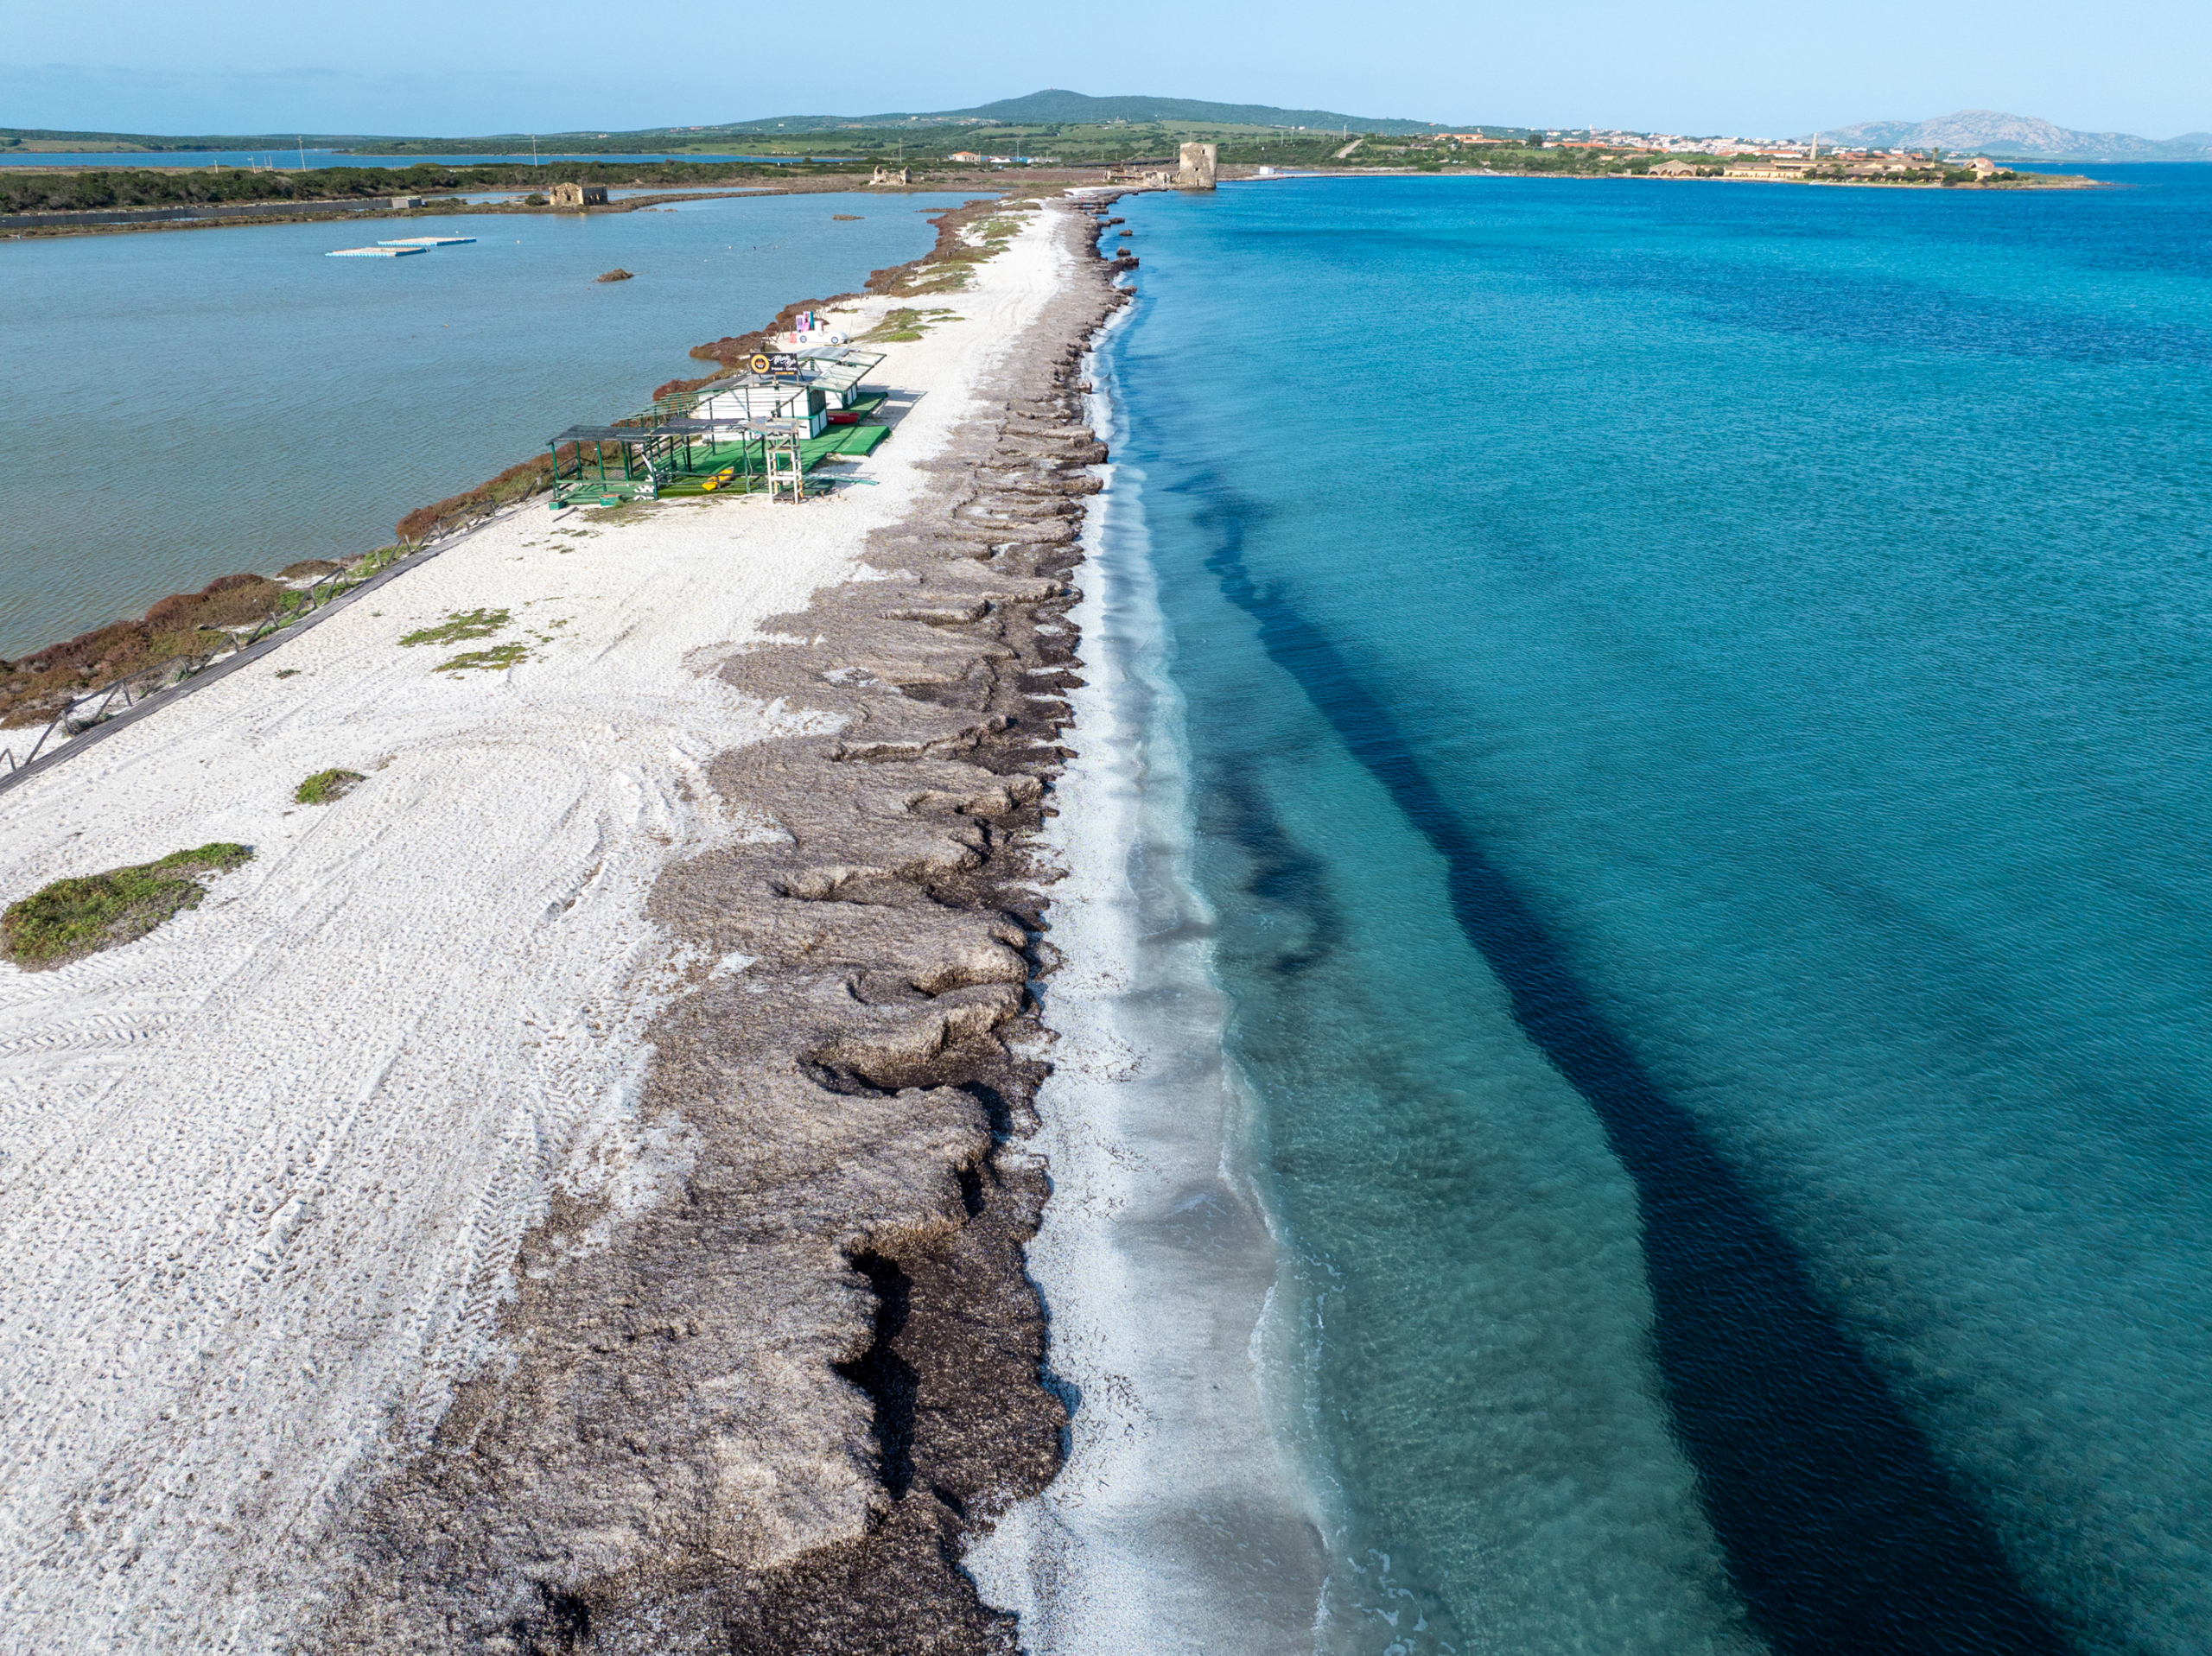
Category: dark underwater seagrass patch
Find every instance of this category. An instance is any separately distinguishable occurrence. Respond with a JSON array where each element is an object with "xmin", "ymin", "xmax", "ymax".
[{"xmin": 1, "ymin": 842, "xmax": 254, "ymax": 969}]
